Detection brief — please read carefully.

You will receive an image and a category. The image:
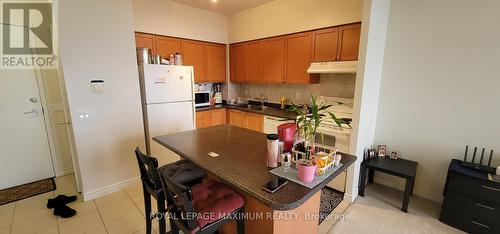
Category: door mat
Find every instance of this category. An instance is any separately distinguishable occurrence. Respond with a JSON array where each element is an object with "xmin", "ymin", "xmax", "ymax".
[
  {"xmin": 319, "ymin": 187, "xmax": 344, "ymax": 224},
  {"xmin": 0, "ymin": 178, "xmax": 56, "ymax": 205}
]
